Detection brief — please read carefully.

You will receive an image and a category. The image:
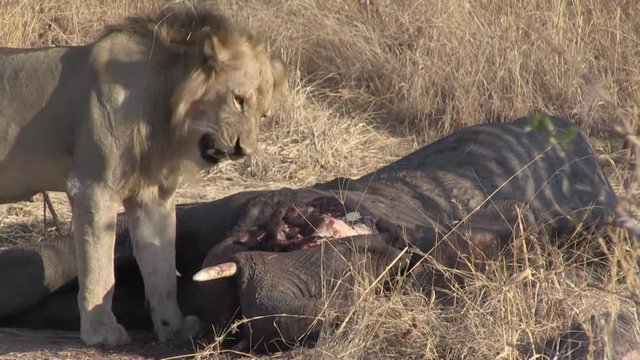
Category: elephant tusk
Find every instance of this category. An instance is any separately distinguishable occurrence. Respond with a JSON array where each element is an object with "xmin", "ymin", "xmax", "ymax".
[{"xmin": 192, "ymin": 262, "xmax": 238, "ymax": 281}]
